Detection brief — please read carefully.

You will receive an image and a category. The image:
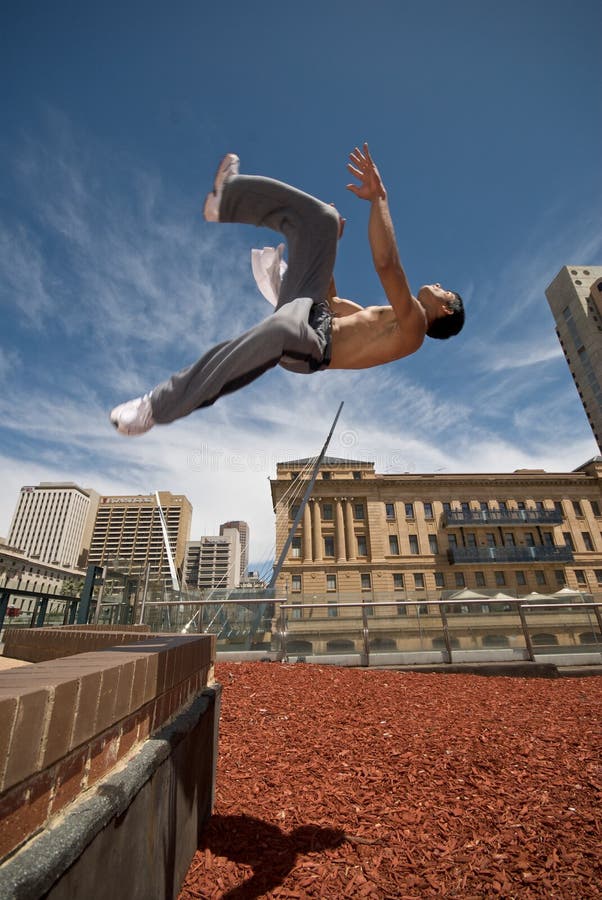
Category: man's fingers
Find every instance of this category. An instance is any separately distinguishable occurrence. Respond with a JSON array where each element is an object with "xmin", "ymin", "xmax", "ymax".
[
  {"xmin": 346, "ymin": 183, "xmax": 361, "ymax": 195},
  {"xmin": 346, "ymin": 163, "xmax": 363, "ymax": 180}
]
